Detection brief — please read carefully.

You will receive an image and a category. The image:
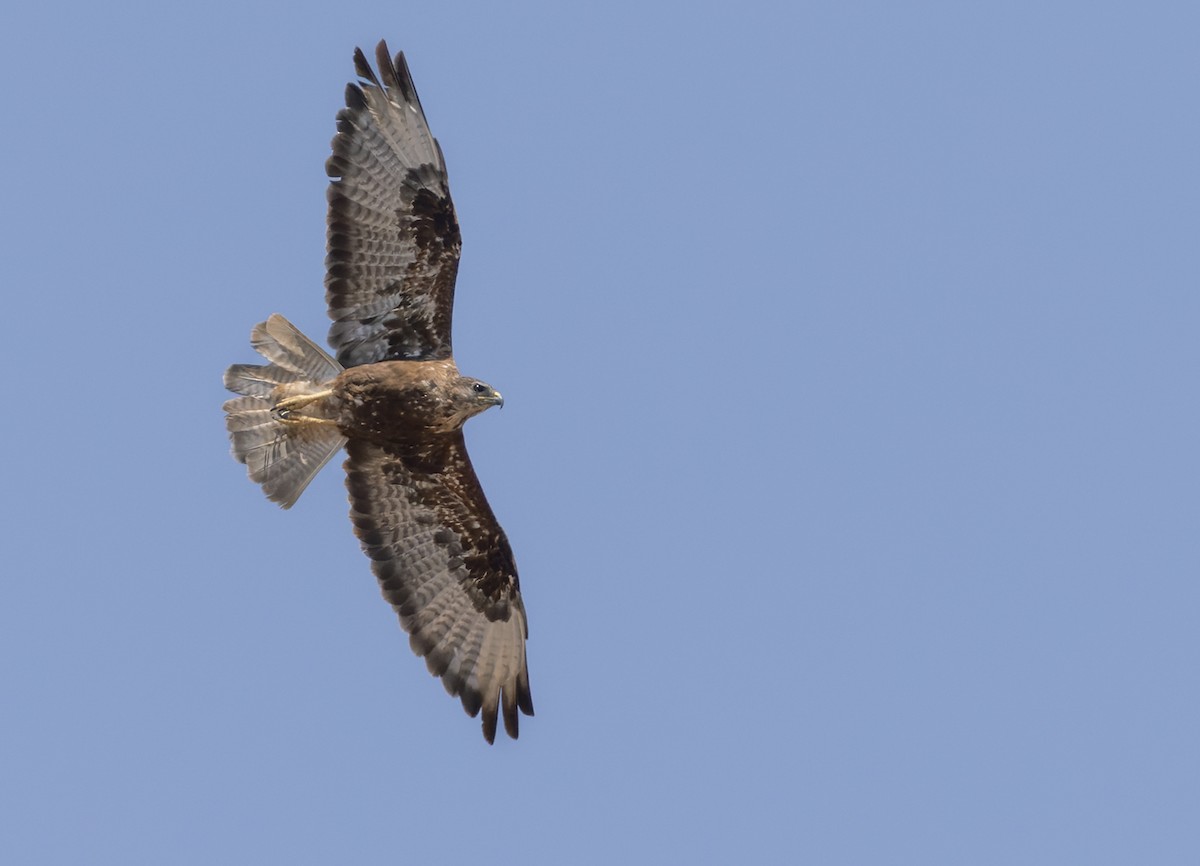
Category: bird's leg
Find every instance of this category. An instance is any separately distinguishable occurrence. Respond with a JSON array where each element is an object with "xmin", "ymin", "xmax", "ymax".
[{"xmin": 271, "ymin": 390, "xmax": 336, "ymax": 424}]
